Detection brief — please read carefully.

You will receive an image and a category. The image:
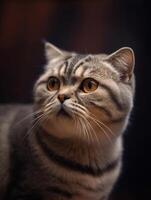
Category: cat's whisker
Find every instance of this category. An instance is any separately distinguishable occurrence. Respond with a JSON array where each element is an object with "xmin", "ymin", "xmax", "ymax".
[
  {"xmin": 79, "ymin": 118, "xmax": 89, "ymax": 142},
  {"xmin": 78, "ymin": 118, "xmax": 82, "ymax": 138},
  {"xmin": 86, "ymin": 119, "xmax": 100, "ymax": 145},
  {"xmin": 41, "ymin": 112, "xmax": 52, "ymax": 131},
  {"xmin": 72, "ymin": 111, "xmax": 79, "ymax": 135},
  {"xmin": 89, "ymin": 116, "xmax": 110, "ymax": 140},
  {"xmin": 70, "ymin": 108, "xmax": 87, "ymax": 123},
  {"xmin": 44, "ymin": 101, "xmax": 60, "ymax": 118},
  {"xmin": 68, "ymin": 105, "xmax": 94, "ymax": 143},
  {"xmin": 44, "ymin": 97, "xmax": 56, "ymax": 108},
  {"xmin": 81, "ymin": 116, "xmax": 93, "ymax": 143},
  {"xmin": 84, "ymin": 119, "xmax": 93, "ymax": 144},
  {"xmin": 76, "ymin": 114, "xmax": 85, "ymax": 140},
  {"xmin": 44, "ymin": 101, "xmax": 56, "ymax": 112},
  {"xmin": 27, "ymin": 115, "xmax": 45, "ymax": 135},
  {"xmin": 83, "ymin": 118, "xmax": 91, "ymax": 143},
  {"xmin": 71, "ymin": 102, "xmax": 89, "ymax": 113},
  {"xmin": 15, "ymin": 109, "xmax": 43, "ymax": 127},
  {"xmin": 70, "ymin": 107, "xmax": 87, "ymax": 140},
  {"xmin": 91, "ymin": 113, "xmax": 115, "ymax": 137},
  {"xmin": 72, "ymin": 110, "xmax": 93, "ymax": 144},
  {"xmin": 78, "ymin": 118, "xmax": 83, "ymax": 137},
  {"xmin": 74, "ymin": 117, "xmax": 80, "ymax": 137},
  {"xmin": 88, "ymin": 115, "xmax": 113, "ymax": 144},
  {"xmin": 42, "ymin": 92, "xmax": 56, "ymax": 103},
  {"xmin": 24, "ymin": 112, "xmax": 49, "ymax": 140},
  {"xmin": 68, "ymin": 105, "xmax": 89, "ymax": 119}
]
